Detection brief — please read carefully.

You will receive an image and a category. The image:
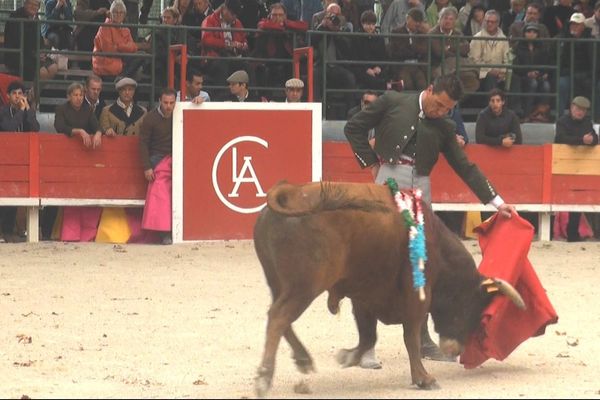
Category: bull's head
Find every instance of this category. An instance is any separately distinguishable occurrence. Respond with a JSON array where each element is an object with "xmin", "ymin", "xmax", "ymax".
[{"xmin": 430, "ymin": 276, "xmax": 525, "ymax": 357}]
